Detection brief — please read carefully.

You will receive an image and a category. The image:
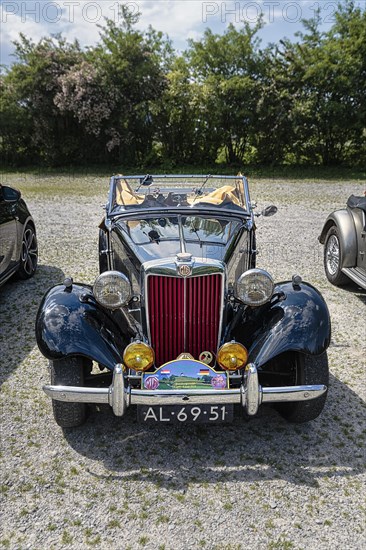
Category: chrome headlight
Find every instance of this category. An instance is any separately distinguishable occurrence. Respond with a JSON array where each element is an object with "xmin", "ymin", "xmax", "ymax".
[
  {"xmin": 93, "ymin": 271, "xmax": 131, "ymax": 309},
  {"xmin": 236, "ymin": 269, "xmax": 274, "ymax": 306}
]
